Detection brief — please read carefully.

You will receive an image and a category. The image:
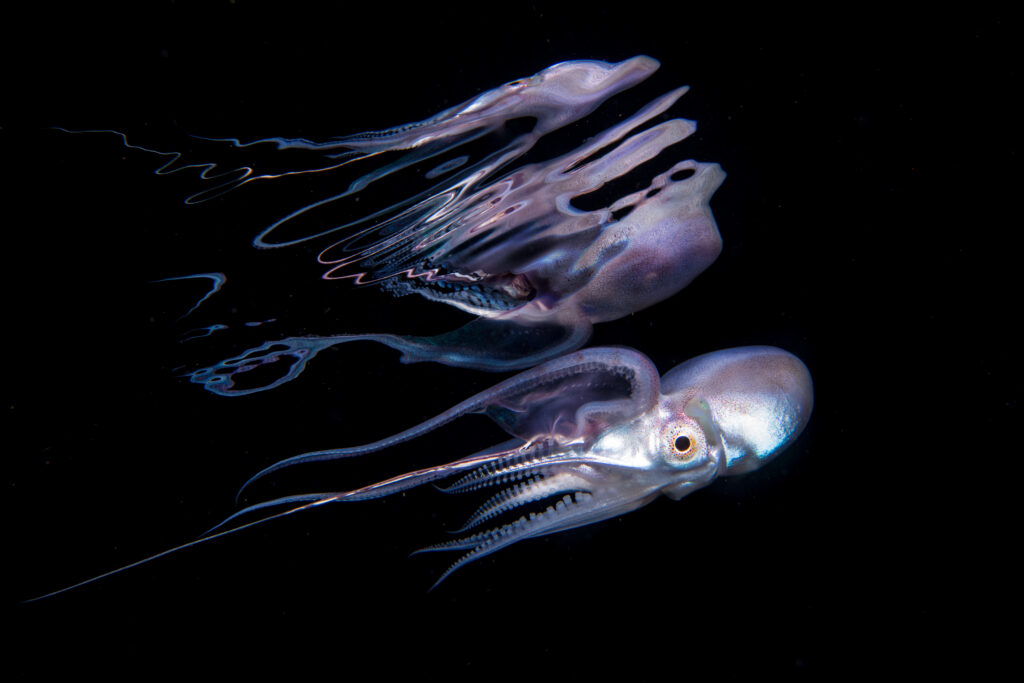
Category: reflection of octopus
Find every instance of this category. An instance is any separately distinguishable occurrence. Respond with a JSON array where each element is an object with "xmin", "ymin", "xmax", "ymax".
[
  {"xmin": 185, "ymin": 56, "xmax": 726, "ymax": 394},
  {"xmin": 34, "ymin": 346, "xmax": 812, "ymax": 598}
]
